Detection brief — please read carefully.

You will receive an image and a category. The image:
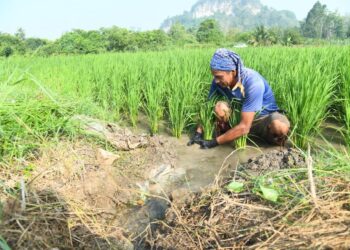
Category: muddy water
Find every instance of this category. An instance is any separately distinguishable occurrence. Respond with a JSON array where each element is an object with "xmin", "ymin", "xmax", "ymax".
[
  {"xmin": 174, "ymin": 136, "xmax": 279, "ymax": 191},
  {"xmin": 130, "ymin": 119, "xmax": 280, "ymax": 192},
  {"xmin": 122, "ymin": 128, "xmax": 282, "ymax": 246}
]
